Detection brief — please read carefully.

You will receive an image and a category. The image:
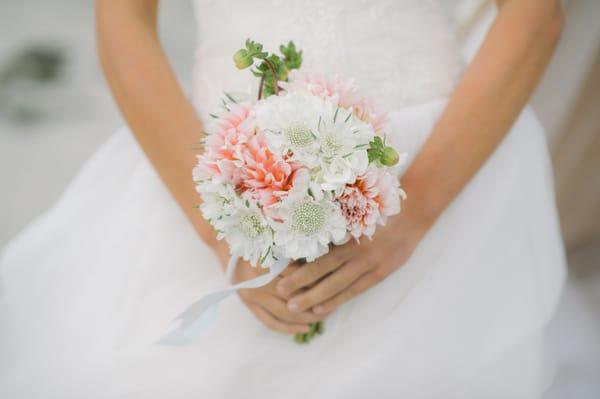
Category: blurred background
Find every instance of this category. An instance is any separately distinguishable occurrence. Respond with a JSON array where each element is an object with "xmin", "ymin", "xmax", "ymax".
[{"xmin": 0, "ymin": 0, "xmax": 598, "ymax": 397}]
